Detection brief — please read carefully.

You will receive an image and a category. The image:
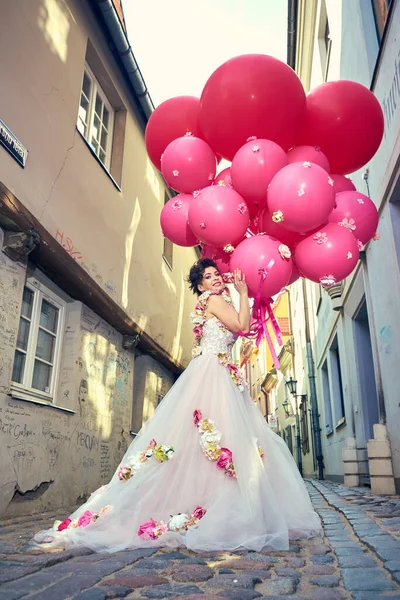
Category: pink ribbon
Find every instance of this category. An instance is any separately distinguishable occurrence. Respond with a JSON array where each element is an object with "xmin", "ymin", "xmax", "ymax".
[{"xmin": 239, "ymin": 259, "xmax": 283, "ymax": 370}]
